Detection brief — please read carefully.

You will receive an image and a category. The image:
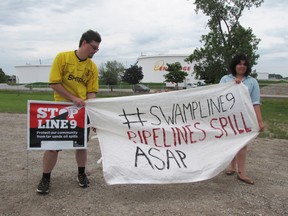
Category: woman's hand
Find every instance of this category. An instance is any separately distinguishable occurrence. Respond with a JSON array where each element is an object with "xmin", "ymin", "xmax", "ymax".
[
  {"xmin": 234, "ymin": 78, "xmax": 242, "ymax": 84},
  {"xmin": 258, "ymin": 121, "xmax": 265, "ymax": 132}
]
